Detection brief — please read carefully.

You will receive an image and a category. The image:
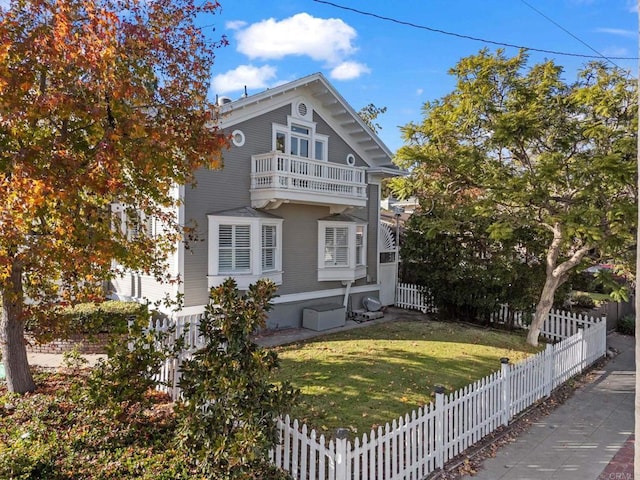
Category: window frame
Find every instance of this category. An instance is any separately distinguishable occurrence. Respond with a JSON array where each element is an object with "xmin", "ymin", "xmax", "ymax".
[
  {"xmin": 272, "ymin": 116, "xmax": 328, "ymax": 161},
  {"xmin": 317, "ymin": 220, "xmax": 367, "ymax": 282},
  {"xmin": 208, "ymin": 215, "xmax": 283, "ymax": 290}
]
